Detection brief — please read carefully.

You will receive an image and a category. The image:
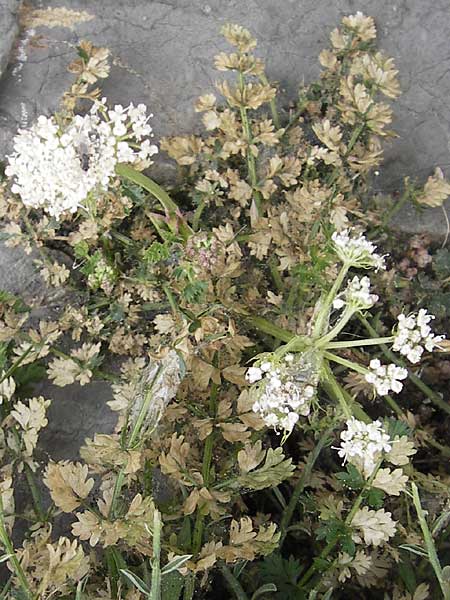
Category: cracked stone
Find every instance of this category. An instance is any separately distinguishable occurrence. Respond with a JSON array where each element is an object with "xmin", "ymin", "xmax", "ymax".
[
  {"xmin": 0, "ymin": 0, "xmax": 20, "ymax": 77},
  {"xmin": 1, "ymin": 0, "xmax": 450, "ymax": 460}
]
